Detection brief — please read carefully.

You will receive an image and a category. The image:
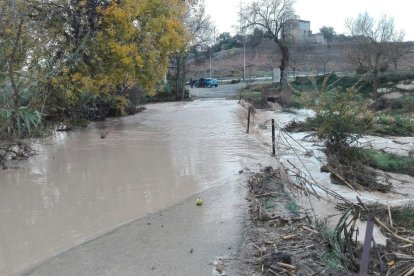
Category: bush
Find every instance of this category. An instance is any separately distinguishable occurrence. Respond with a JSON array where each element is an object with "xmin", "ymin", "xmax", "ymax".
[
  {"xmin": 356, "ymin": 65, "xmax": 369, "ymax": 74},
  {"xmin": 292, "ymin": 73, "xmax": 372, "ymax": 95},
  {"xmin": 238, "ymin": 91, "xmax": 264, "ymax": 108},
  {"xmin": 378, "ymin": 71, "xmax": 414, "ymax": 84},
  {"xmin": 393, "ymin": 203, "xmax": 414, "ymax": 230},
  {"xmin": 371, "ymin": 114, "xmax": 414, "ymax": 136},
  {"xmin": 355, "ymin": 148, "xmax": 414, "ymax": 176},
  {"xmin": 398, "ymin": 95, "xmax": 414, "ymax": 111},
  {"xmin": 306, "ymin": 85, "xmax": 373, "ymax": 147}
]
